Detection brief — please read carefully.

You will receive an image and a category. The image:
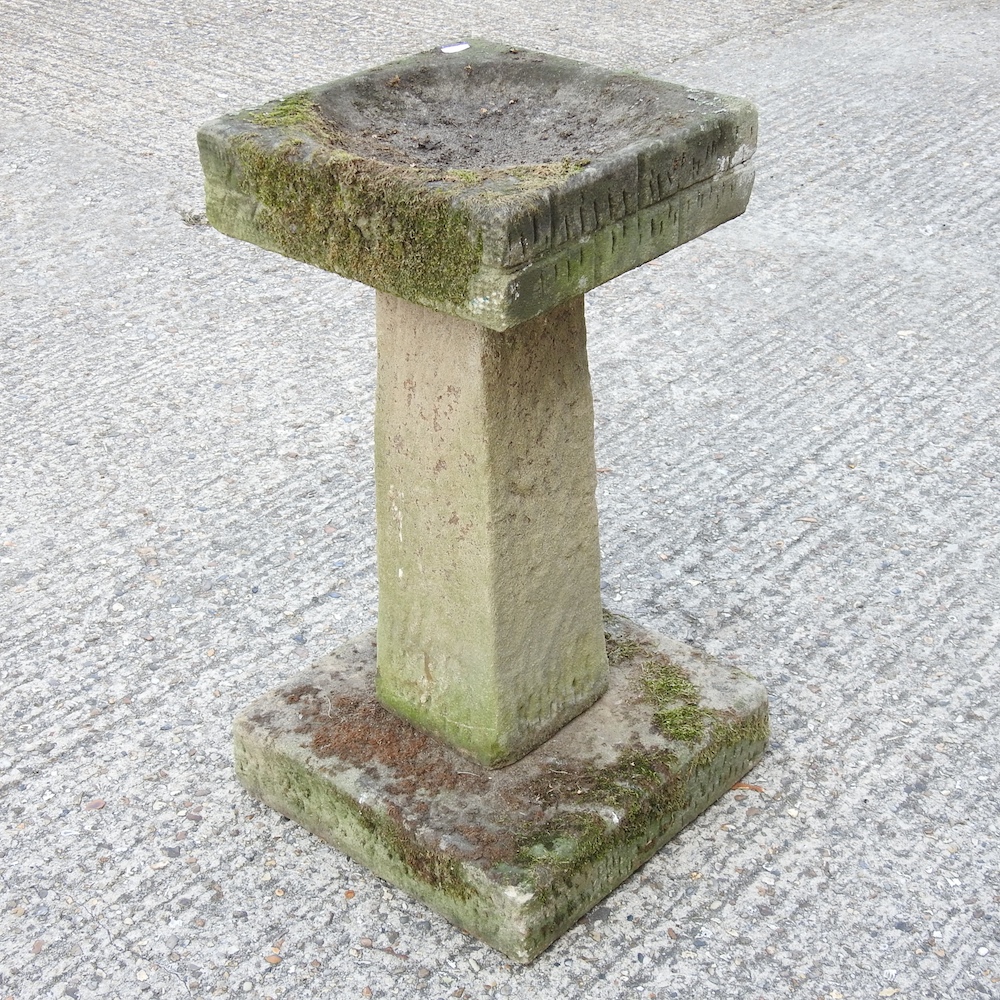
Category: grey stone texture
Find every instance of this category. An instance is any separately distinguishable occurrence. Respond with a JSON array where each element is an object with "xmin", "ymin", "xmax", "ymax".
[
  {"xmin": 3, "ymin": 1, "xmax": 1000, "ymax": 998},
  {"xmin": 374, "ymin": 293, "xmax": 608, "ymax": 766}
]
